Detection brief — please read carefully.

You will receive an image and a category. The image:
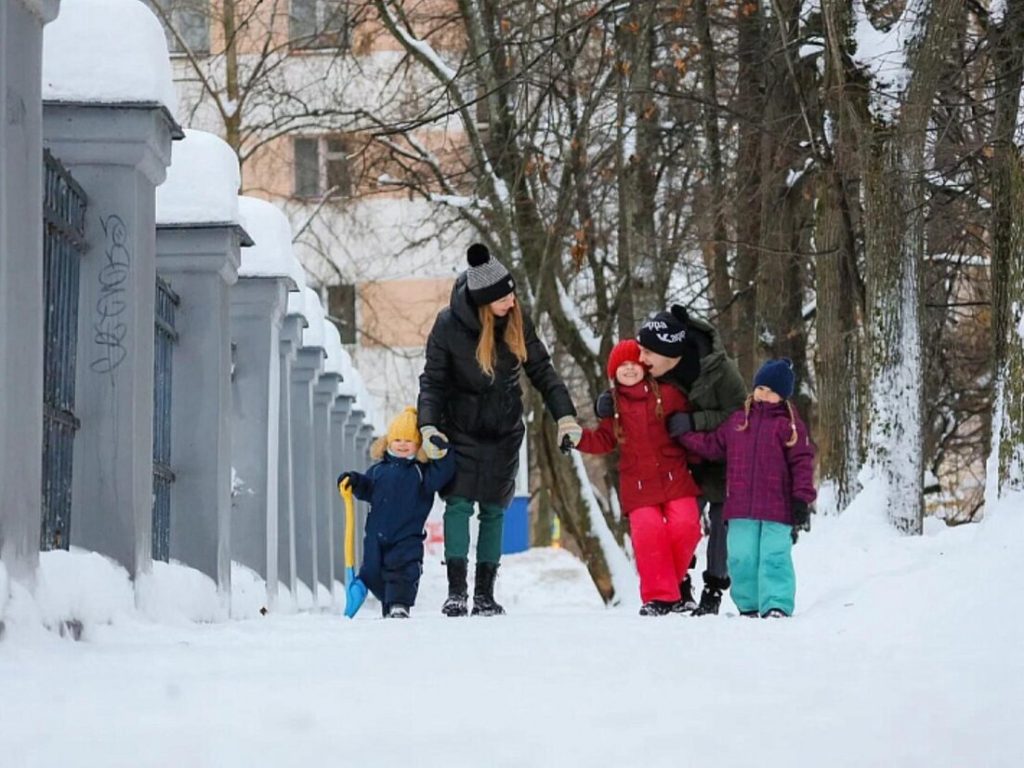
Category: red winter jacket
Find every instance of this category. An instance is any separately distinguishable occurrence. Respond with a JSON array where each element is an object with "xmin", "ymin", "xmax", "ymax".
[{"xmin": 577, "ymin": 381, "xmax": 701, "ymax": 514}]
